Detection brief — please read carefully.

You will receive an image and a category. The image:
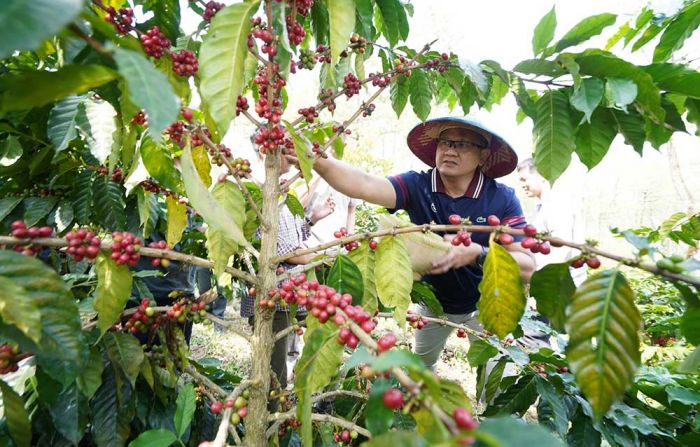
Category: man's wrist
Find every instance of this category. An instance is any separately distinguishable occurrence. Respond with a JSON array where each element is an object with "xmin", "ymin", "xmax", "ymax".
[{"xmin": 475, "ymin": 244, "xmax": 489, "ymax": 269}]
